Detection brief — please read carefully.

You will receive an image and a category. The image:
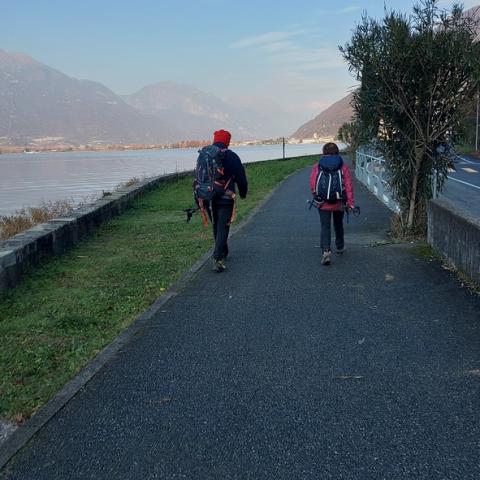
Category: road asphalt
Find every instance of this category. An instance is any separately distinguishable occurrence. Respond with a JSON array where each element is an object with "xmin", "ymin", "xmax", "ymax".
[
  {"xmin": 2, "ymin": 162, "xmax": 480, "ymax": 479},
  {"xmin": 442, "ymin": 153, "xmax": 480, "ymax": 217}
]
